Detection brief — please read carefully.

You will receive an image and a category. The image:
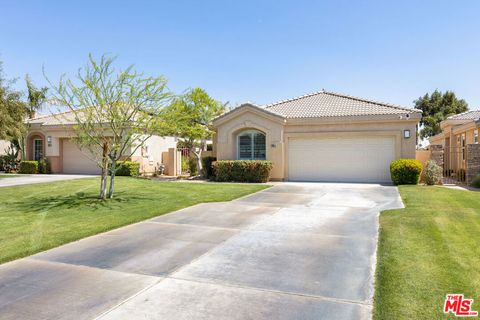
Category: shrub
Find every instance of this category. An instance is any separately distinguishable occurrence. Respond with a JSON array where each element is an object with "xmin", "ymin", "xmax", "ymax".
[
  {"xmin": 471, "ymin": 174, "xmax": 480, "ymax": 188},
  {"xmin": 201, "ymin": 156, "xmax": 216, "ymax": 178},
  {"xmin": 116, "ymin": 161, "xmax": 140, "ymax": 177},
  {"xmin": 424, "ymin": 160, "xmax": 442, "ymax": 185},
  {"xmin": 213, "ymin": 160, "xmax": 273, "ymax": 183},
  {"xmin": 181, "ymin": 157, "xmax": 189, "ymax": 174},
  {"xmin": 390, "ymin": 159, "xmax": 422, "ymax": 185},
  {"xmin": 19, "ymin": 161, "xmax": 38, "ymax": 174},
  {"xmin": 188, "ymin": 156, "xmax": 198, "ymax": 176},
  {"xmin": 38, "ymin": 158, "xmax": 51, "ymax": 174}
]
